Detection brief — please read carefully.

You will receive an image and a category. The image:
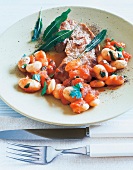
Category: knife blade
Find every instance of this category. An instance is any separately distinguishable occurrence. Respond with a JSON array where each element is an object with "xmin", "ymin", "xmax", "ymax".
[
  {"xmin": 0, "ymin": 128, "xmax": 89, "ymax": 140},
  {"xmin": 1, "ymin": 124, "xmax": 133, "ymax": 140}
]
